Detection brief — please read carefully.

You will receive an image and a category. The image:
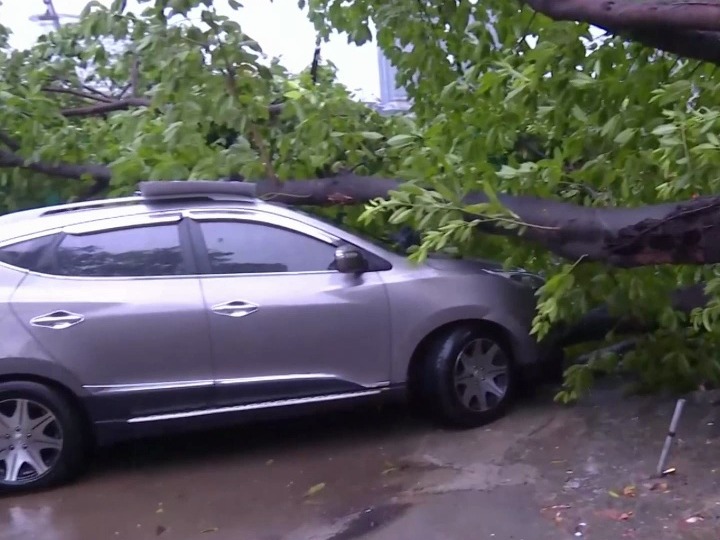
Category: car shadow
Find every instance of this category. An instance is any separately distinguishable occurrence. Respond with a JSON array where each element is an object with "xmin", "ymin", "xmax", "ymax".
[
  {"xmin": 85, "ymin": 387, "xmax": 557, "ymax": 480},
  {"xmin": 86, "ymin": 402, "xmax": 430, "ymax": 478}
]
